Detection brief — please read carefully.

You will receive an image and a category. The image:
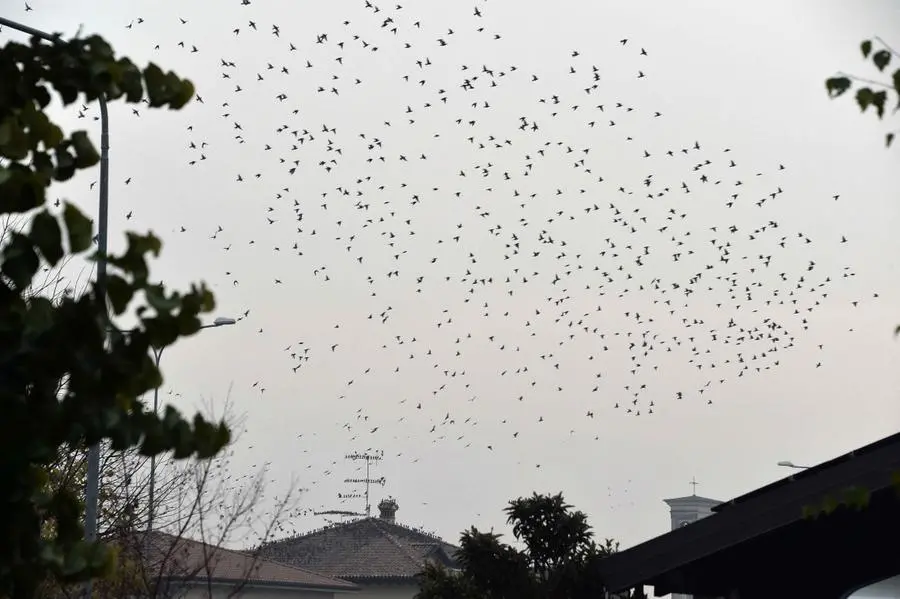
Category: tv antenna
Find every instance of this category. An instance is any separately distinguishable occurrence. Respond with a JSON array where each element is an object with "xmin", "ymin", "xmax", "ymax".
[{"xmin": 344, "ymin": 450, "xmax": 385, "ymax": 517}]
